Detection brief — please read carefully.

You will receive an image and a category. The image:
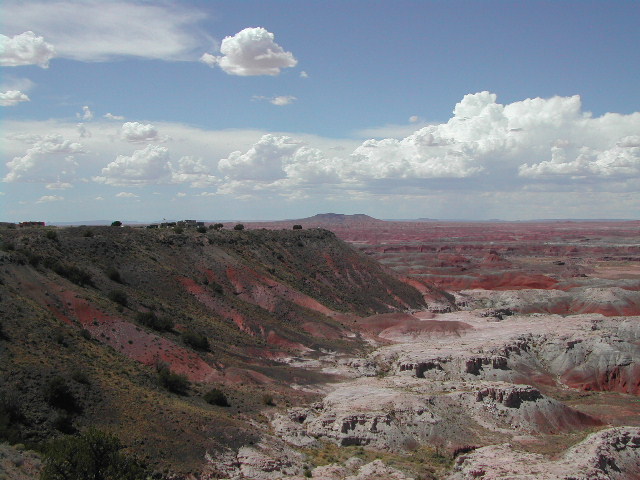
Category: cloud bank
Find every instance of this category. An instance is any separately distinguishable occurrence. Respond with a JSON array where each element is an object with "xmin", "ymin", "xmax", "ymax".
[
  {"xmin": 3, "ymin": 92, "xmax": 639, "ymax": 219},
  {"xmin": 3, "ymin": 1, "xmax": 209, "ymax": 61}
]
